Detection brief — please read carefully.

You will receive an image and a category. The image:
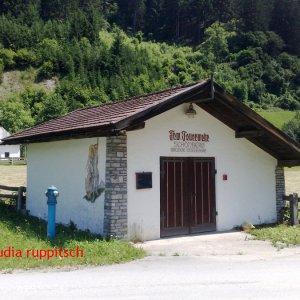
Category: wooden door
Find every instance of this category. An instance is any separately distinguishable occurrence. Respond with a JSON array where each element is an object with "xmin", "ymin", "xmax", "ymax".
[
  {"xmin": 160, "ymin": 157, "xmax": 216, "ymax": 237},
  {"xmin": 190, "ymin": 159, "xmax": 216, "ymax": 233}
]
